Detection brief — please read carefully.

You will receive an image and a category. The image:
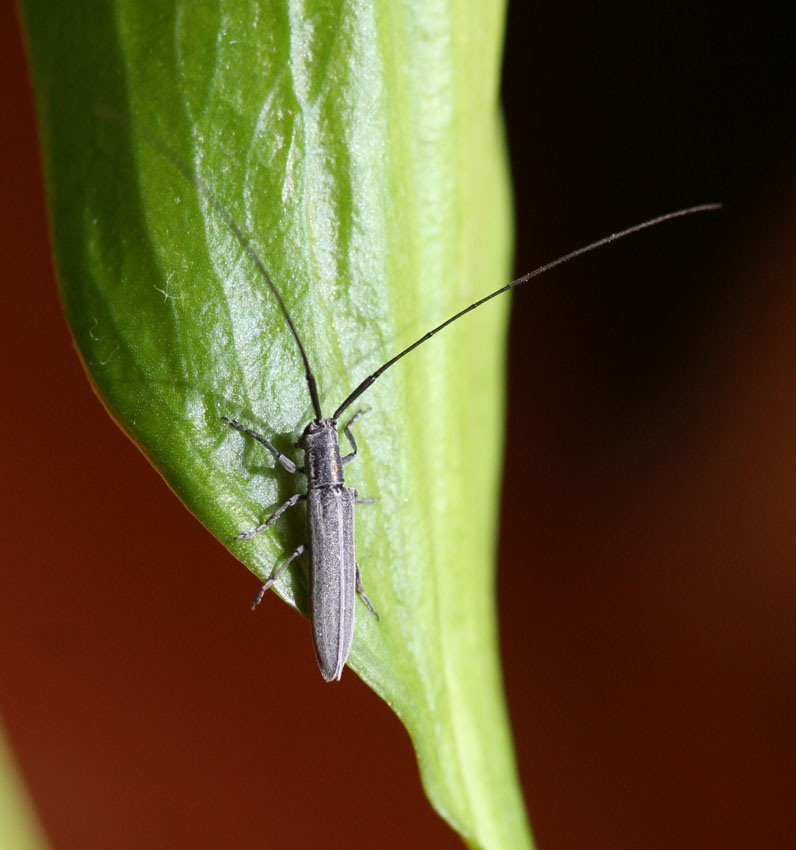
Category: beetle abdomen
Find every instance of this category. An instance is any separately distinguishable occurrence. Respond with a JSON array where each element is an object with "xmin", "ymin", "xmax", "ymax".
[{"xmin": 307, "ymin": 487, "xmax": 357, "ymax": 682}]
